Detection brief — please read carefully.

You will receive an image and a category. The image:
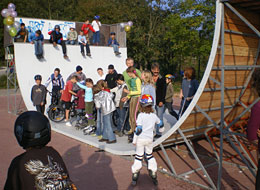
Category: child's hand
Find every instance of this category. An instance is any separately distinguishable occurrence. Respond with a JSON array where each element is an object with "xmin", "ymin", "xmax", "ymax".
[
  {"xmin": 40, "ymin": 102, "xmax": 44, "ymax": 106},
  {"xmin": 123, "ymin": 89, "xmax": 129, "ymax": 94},
  {"xmin": 30, "ymin": 41, "xmax": 34, "ymax": 44},
  {"xmin": 121, "ymin": 97, "xmax": 128, "ymax": 102},
  {"xmin": 132, "ymin": 143, "xmax": 136, "ymax": 146}
]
